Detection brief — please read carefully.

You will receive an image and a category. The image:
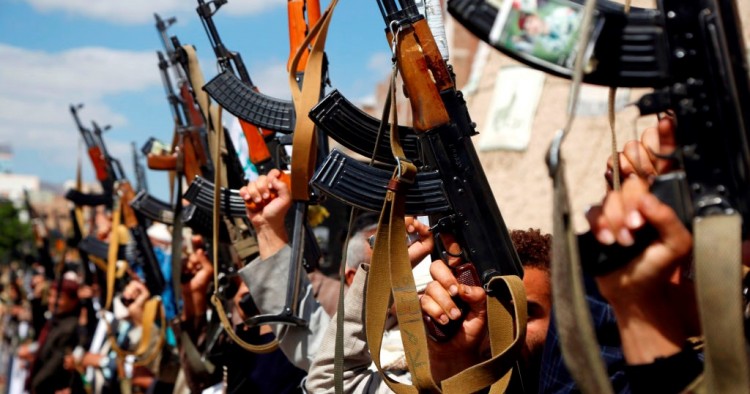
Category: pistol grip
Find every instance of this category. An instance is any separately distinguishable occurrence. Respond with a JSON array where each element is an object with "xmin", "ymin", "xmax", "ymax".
[
  {"xmin": 244, "ymin": 172, "xmax": 292, "ymax": 213},
  {"xmin": 424, "ymin": 263, "xmax": 481, "ymax": 342}
]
